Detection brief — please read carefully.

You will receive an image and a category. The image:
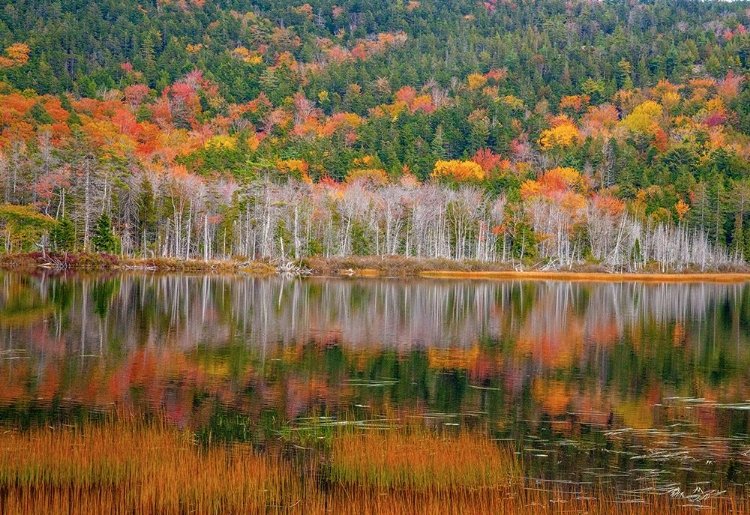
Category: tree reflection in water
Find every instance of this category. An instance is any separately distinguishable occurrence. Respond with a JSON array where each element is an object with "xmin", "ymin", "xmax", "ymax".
[{"xmin": 0, "ymin": 272, "xmax": 749, "ymax": 488}]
